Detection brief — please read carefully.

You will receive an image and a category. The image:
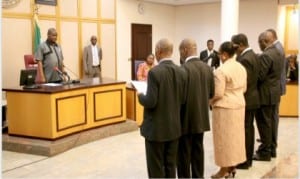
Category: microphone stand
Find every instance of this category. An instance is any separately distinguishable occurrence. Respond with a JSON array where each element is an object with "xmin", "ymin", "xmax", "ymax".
[{"xmin": 64, "ymin": 66, "xmax": 80, "ymax": 83}]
